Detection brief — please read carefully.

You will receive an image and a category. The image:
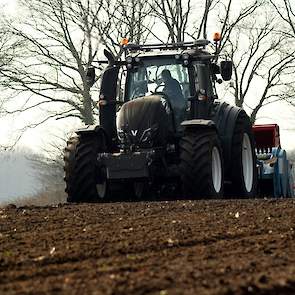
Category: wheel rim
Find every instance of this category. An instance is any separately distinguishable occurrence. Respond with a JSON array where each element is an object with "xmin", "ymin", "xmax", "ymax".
[
  {"xmin": 242, "ymin": 133, "xmax": 253, "ymax": 192},
  {"xmin": 96, "ymin": 182, "xmax": 107, "ymax": 199},
  {"xmin": 212, "ymin": 147, "xmax": 222, "ymax": 193}
]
